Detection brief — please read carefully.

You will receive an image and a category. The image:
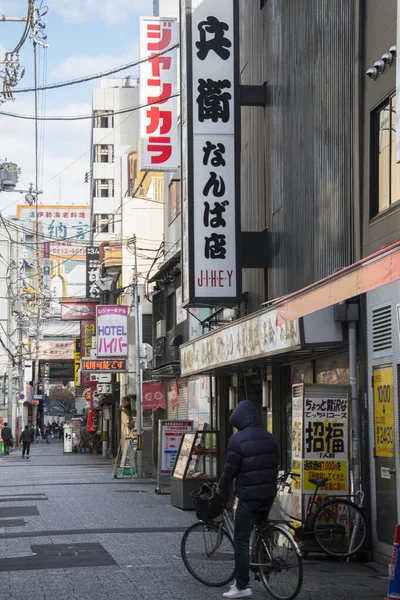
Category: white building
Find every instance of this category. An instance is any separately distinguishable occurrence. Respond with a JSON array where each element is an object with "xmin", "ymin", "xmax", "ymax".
[{"xmin": 91, "ymin": 77, "xmax": 140, "ymax": 243}]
